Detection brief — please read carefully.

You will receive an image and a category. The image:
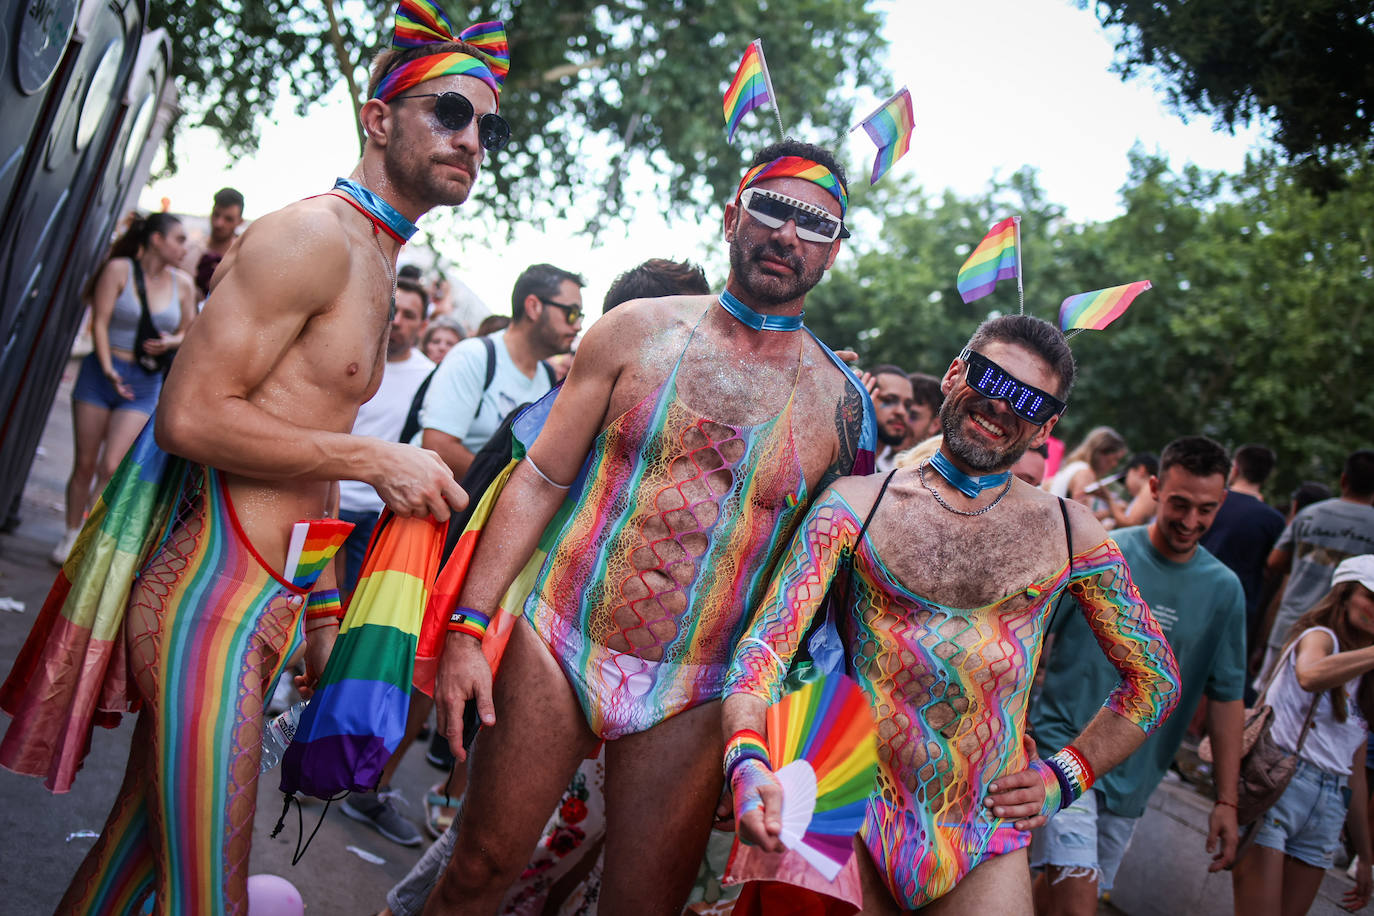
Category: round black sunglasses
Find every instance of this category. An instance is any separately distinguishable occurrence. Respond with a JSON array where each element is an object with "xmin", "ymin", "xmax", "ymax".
[{"xmin": 396, "ymin": 91, "xmax": 511, "ymax": 151}]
